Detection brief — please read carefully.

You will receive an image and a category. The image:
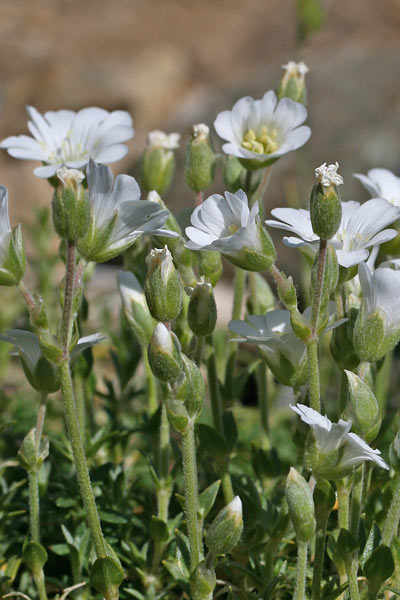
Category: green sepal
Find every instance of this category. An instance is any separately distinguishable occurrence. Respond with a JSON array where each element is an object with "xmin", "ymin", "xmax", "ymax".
[
  {"xmin": 285, "ymin": 468, "xmax": 316, "ymax": 543},
  {"xmin": 223, "ymin": 226, "xmax": 276, "ymax": 272},
  {"xmin": 18, "ymin": 428, "xmax": 49, "ymax": 471},
  {"xmin": 90, "ymin": 556, "xmax": 125, "ymax": 600},
  {"xmin": 77, "ymin": 212, "xmax": 118, "ymax": 263},
  {"xmin": 165, "ymin": 395, "xmax": 190, "ymax": 433},
  {"xmin": 191, "ymin": 561, "xmax": 216, "ymax": 600},
  {"xmin": 187, "ymin": 283, "xmax": 217, "ymax": 337},
  {"xmin": 199, "ymin": 251, "xmax": 222, "ymax": 287},
  {"xmin": 353, "ymin": 306, "xmax": 386, "ymax": 362},
  {"xmin": 290, "ymin": 308, "xmax": 312, "ymax": 341},
  {"xmin": 313, "ymin": 479, "xmax": 335, "ymax": 527},
  {"xmin": 345, "ymin": 370, "xmax": 381, "ymax": 443},
  {"xmin": 52, "ymin": 185, "xmax": 90, "ymax": 242},
  {"xmin": 141, "ymin": 146, "xmax": 175, "ymax": 195},
  {"xmin": 238, "ymin": 156, "xmax": 279, "ymax": 171},
  {"xmin": 23, "ymin": 541, "xmax": 48, "ymax": 575},
  {"xmin": 0, "ymin": 225, "xmax": 26, "ymax": 286},
  {"xmin": 174, "ymin": 355, "xmax": 205, "ymax": 420},
  {"xmin": 185, "ymin": 130, "xmax": 216, "ymax": 192},
  {"xmin": 310, "ymin": 182, "xmax": 342, "ymax": 240}
]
